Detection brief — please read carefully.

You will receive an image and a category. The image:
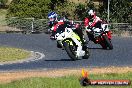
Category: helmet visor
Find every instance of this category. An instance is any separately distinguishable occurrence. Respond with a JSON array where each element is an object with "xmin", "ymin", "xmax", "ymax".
[{"xmin": 49, "ymin": 18, "xmax": 55, "ymax": 21}]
